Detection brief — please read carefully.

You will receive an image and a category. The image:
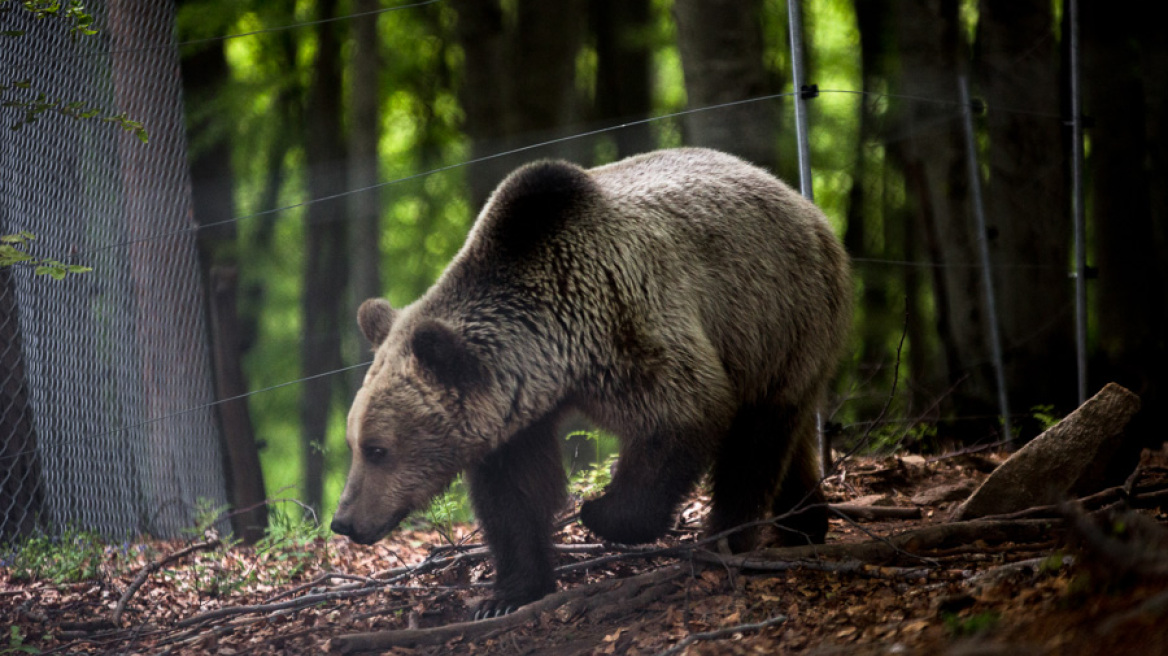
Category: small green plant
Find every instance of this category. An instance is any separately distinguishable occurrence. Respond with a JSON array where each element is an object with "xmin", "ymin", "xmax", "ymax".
[
  {"xmin": 1040, "ymin": 550, "xmax": 1068, "ymax": 575},
  {"xmin": 255, "ymin": 505, "xmax": 331, "ymax": 581},
  {"xmin": 942, "ymin": 610, "xmax": 1000, "ymax": 638},
  {"xmin": 418, "ymin": 476, "xmax": 474, "ymax": 542},
  {"xmin": 570, "ymin": 452, "xmax": 619, "ymax": 499},
  {"xmin": 847, "ymin": 420, "xmax": 938, "ymax": 455},
  {"xmin": 3, "ymin": 527, "xmax": 105, "ymax": 584},
  {"xmin": 2, "ymin": 625, "xmax": 40, "ymax": 655},
  {"xmin": 565, "ymin": 429, "xmax": 620, "ymax": 498},
  {"xmin": 1030, "ymin": 405, "xmax": 1063, "ymax": 432},
  {"xmin": 184, "ymin": 497, "xmax": 230, "ymax": 539}
]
